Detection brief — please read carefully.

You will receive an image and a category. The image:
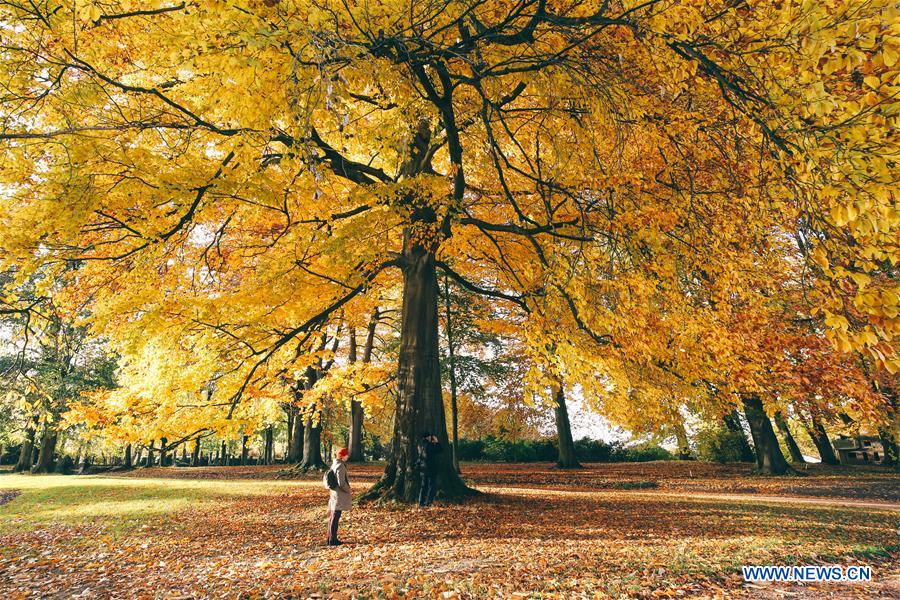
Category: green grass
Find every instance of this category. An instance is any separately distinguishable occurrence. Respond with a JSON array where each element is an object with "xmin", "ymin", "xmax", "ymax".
[{"xmin": 0, "ymin": 474, "xmax": 312, "ymax": 534}]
